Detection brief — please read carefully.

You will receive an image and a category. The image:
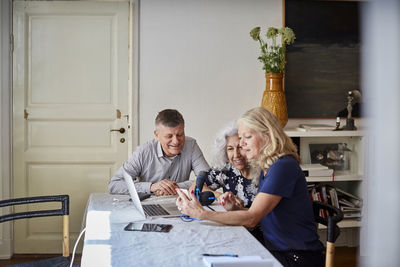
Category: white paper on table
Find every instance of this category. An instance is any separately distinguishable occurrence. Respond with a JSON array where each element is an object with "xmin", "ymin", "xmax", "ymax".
[{"xmin": 203, "ymin": 255, "xmax": 274, "ymax": 267}]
